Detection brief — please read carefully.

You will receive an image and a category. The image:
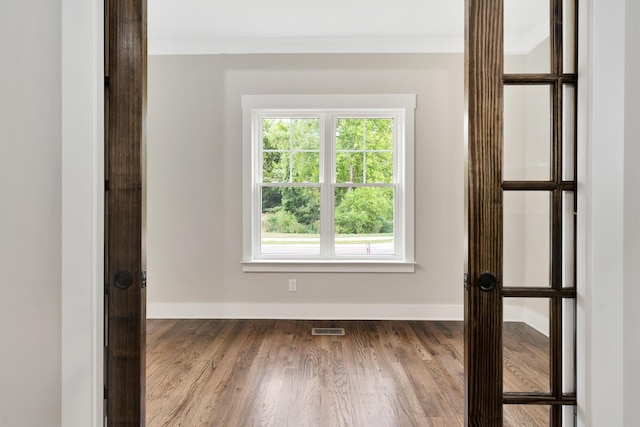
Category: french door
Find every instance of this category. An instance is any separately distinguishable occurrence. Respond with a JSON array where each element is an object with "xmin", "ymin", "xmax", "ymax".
[
  {"xmin": 103, "ymin": 0, "xmax": 577, "ymax": 425},
  {"xmin": 104, "ymin": 0, "xmax": 147, "ymax": 425},
  {"xmin": 465, "ymin": 0, "xmax": 578, "ymax": 425}
]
